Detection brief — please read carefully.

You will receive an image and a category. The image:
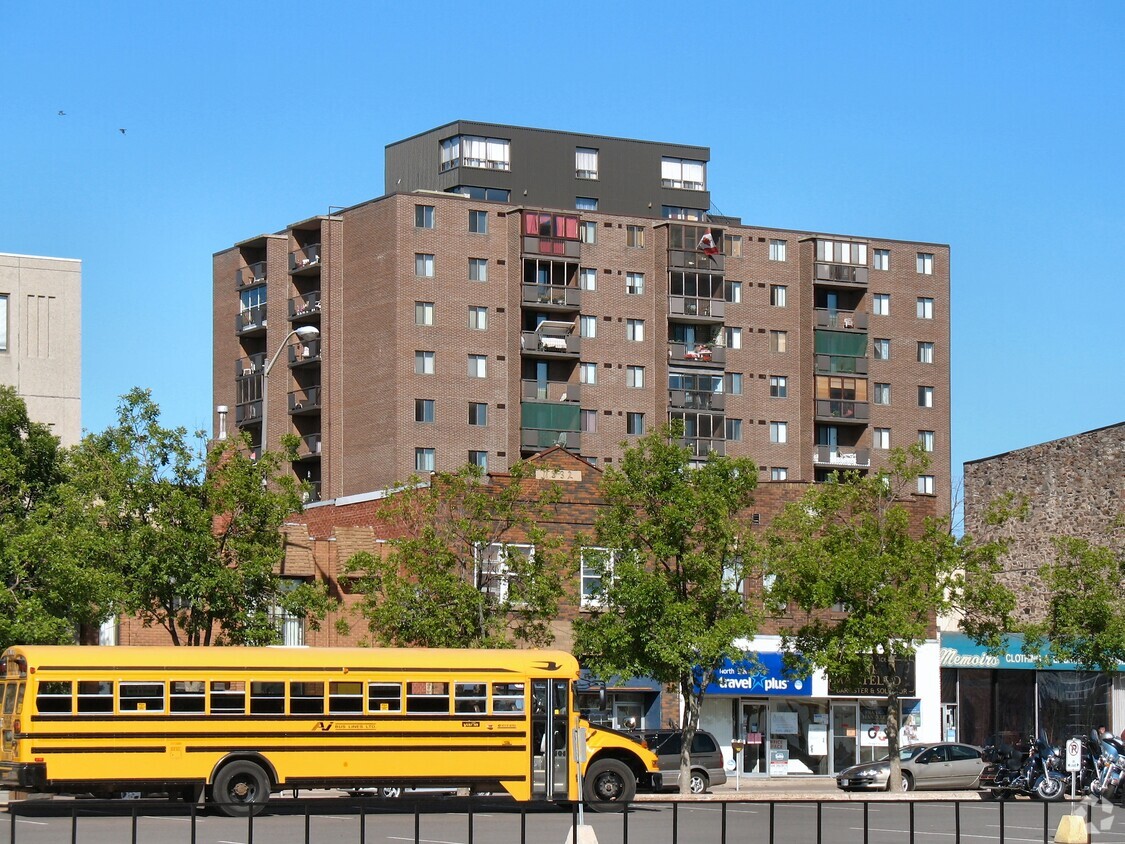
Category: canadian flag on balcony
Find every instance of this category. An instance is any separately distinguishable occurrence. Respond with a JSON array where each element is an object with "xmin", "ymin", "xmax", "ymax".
[{"xmin": 698, "ymin": 229, "xmax": 719, "ymax": 257}]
